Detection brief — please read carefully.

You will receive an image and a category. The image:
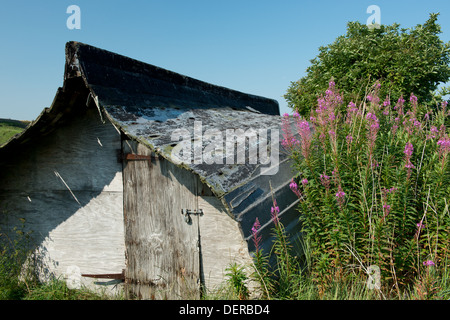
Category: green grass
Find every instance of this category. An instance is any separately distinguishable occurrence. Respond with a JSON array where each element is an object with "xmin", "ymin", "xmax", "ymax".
[
  {"xmin": 0, "ymin": 256, "xmax": 122, "ymax": 300},
  {"xmin": 1, "ymin": 227, "xmax": 448, "ymax": 300},
  {"xmin": 22, "ymin": 279, "xmax": 120, "ymax": 300},
  {"xmin": 213, "ymin": 243, "xmax": 450, "ymax": 300},
  {"xmin": 0, "ymin": 119, "xmax": 29, "ymax": 146}
]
